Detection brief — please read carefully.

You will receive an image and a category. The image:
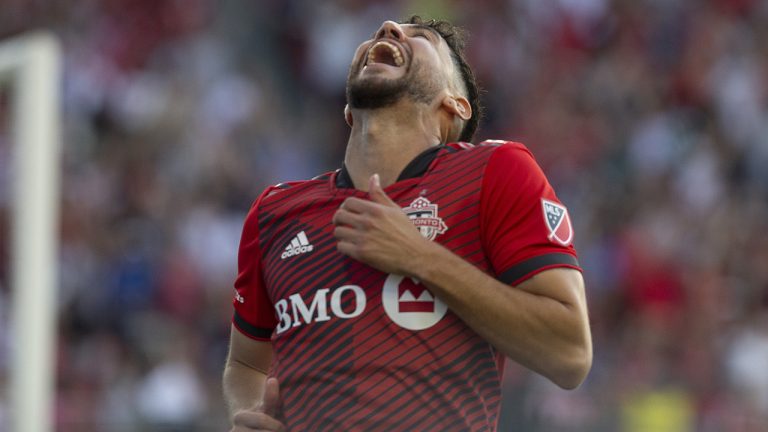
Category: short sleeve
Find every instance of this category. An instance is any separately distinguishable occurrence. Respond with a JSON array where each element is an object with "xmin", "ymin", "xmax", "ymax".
[
  {"xmin": 232, "ymin": 191, "xmax": 277, "ymax": 341},
  {"xmin": 480, "ymin": 142, "xmax": 581, "ymax": 286}
]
